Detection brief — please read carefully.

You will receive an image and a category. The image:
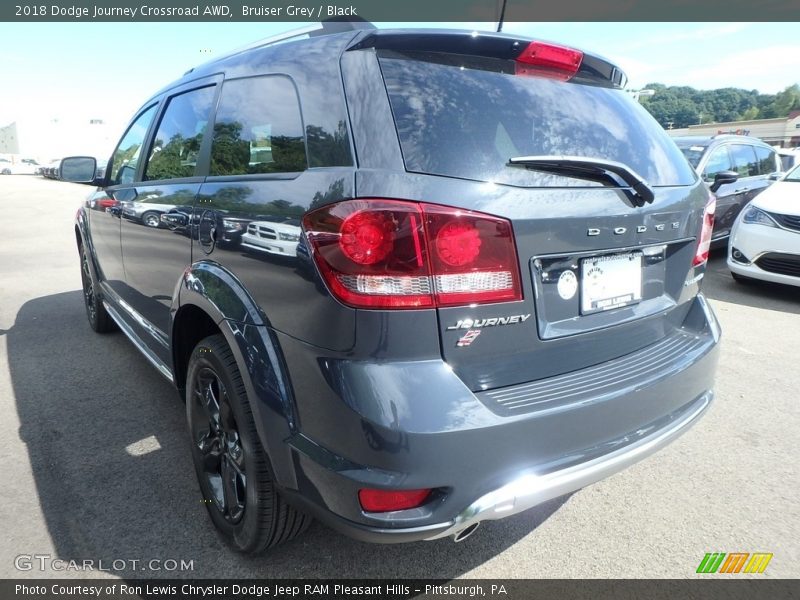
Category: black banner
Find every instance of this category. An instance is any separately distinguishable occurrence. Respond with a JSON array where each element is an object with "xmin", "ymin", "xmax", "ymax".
[
  {"xmin": 3, "ymin": 579, "xmax": 799, "ymax": 600},
  {"xmin": 2, "ymin": 0, "xmax": 799, "ymax": 22}
]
